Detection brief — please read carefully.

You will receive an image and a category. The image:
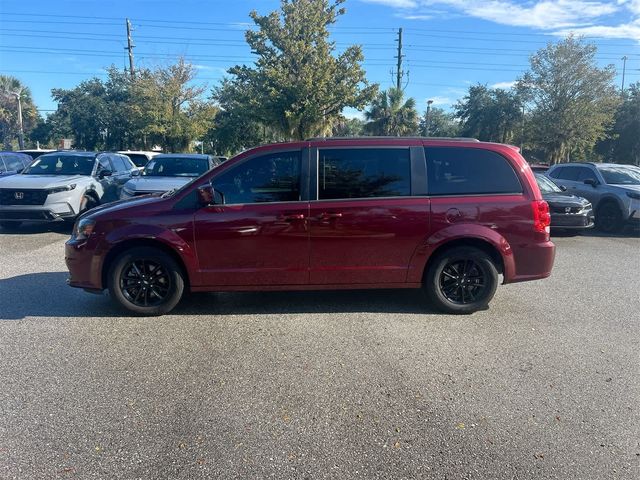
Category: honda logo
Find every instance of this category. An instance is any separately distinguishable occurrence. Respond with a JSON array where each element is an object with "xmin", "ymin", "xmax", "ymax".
[
  {"xmin": 565, "ymin": 207, "xmax": 571, "ymax": 213},
  {"xmin": 14, "ymin": 192, "xmax": 24, "ymax": 200}
]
